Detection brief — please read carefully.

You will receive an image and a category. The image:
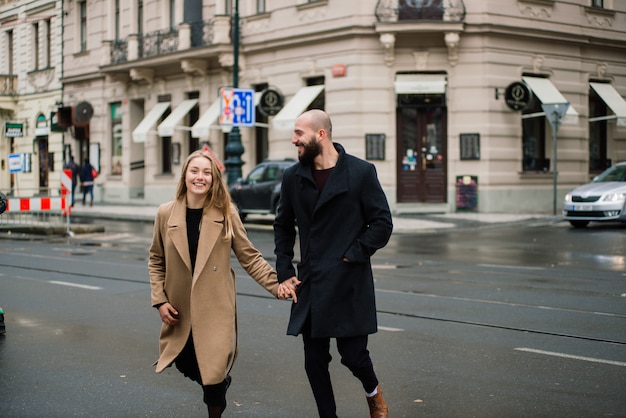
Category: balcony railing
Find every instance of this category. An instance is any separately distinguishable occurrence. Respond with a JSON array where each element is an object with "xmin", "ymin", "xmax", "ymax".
[
  {"xmin": 375, "ymin": 0, "xmax": 466, "ymax": 22},
  {"xmin": 143, "ymin": 29, "xmax": 179, "ymax": 58},
  {"xmin": 111, "ymin": 40, "xmax": 128, "ymax": 65},
  {"xmin": 0, "ymin": 75, "xmax": 18, "ymax": 95},
  {"xmin": 109, "ymin": 19, "xmax": 219, "ymax": 65},
  {"xmin": 191, "ymin": 20, "xmax": 215, "ymax": 47}
]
